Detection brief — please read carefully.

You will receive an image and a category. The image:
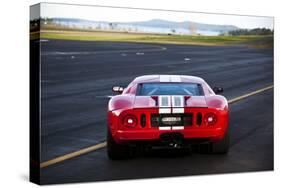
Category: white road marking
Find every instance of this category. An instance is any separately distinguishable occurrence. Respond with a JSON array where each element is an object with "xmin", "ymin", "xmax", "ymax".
[
  {"xmin": 40, "ymin": 39, "xmax": 49, "ymax": 42},
  {"xmin": 40, "ymin": 80, "xmax": 53, "ymax": 83},
  {"xmin": 184, "ymin": 58, "xmax": 190, "ymax": 61},
  {"xmin": 41, "ymin": 45, "xmax": 167, "ymax": 56},
  {"xmin": 95, "ymin": 96, "xmax": 113, "ymax": 99}
]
